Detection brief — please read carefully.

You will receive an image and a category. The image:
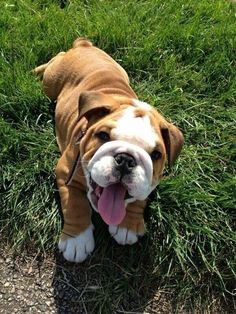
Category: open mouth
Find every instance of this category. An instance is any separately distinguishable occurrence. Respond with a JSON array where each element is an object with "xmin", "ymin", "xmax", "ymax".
[{"xmin": 89, "ymin": 177, "xmax": 133, "ymax": 225}]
